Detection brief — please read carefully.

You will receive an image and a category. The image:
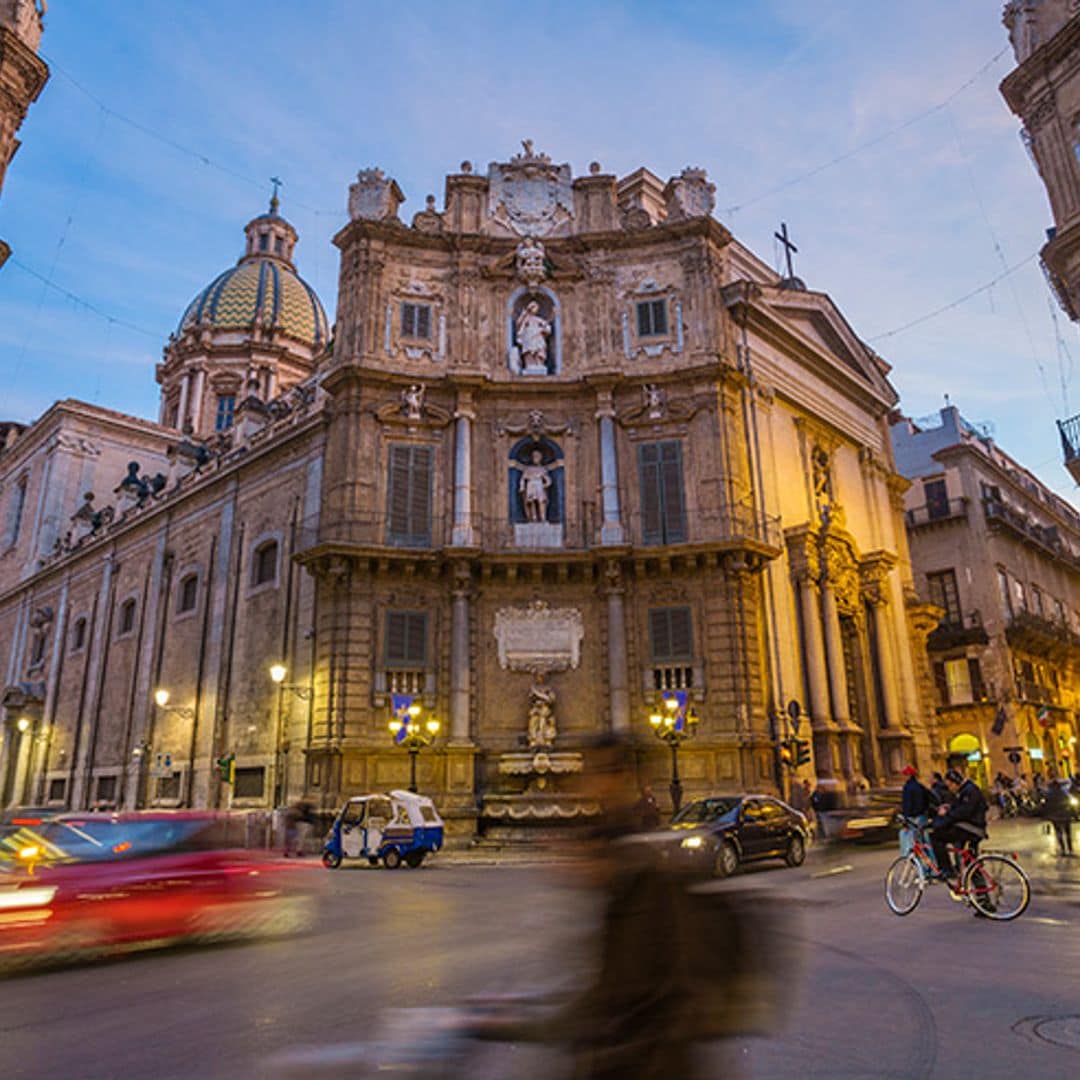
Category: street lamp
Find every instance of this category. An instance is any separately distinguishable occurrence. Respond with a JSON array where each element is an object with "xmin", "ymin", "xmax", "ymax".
[
  {"xmin": 153, "ymin": 688, "xmax": 194, "ymax": 719},
  {"xmin": 648, "ymin": 694, "xmax": 699, "ymax": 815},
  {"xmin": 16, "ymin": 716, "xmax": 30, "ymax": 734},
  {"xmin": 268, "ymin": 664, "xmax": 313, "ymax": 807},
  {"xmin": 388, "ymin": 705, "xmax": 440, "ymax": 794}
]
